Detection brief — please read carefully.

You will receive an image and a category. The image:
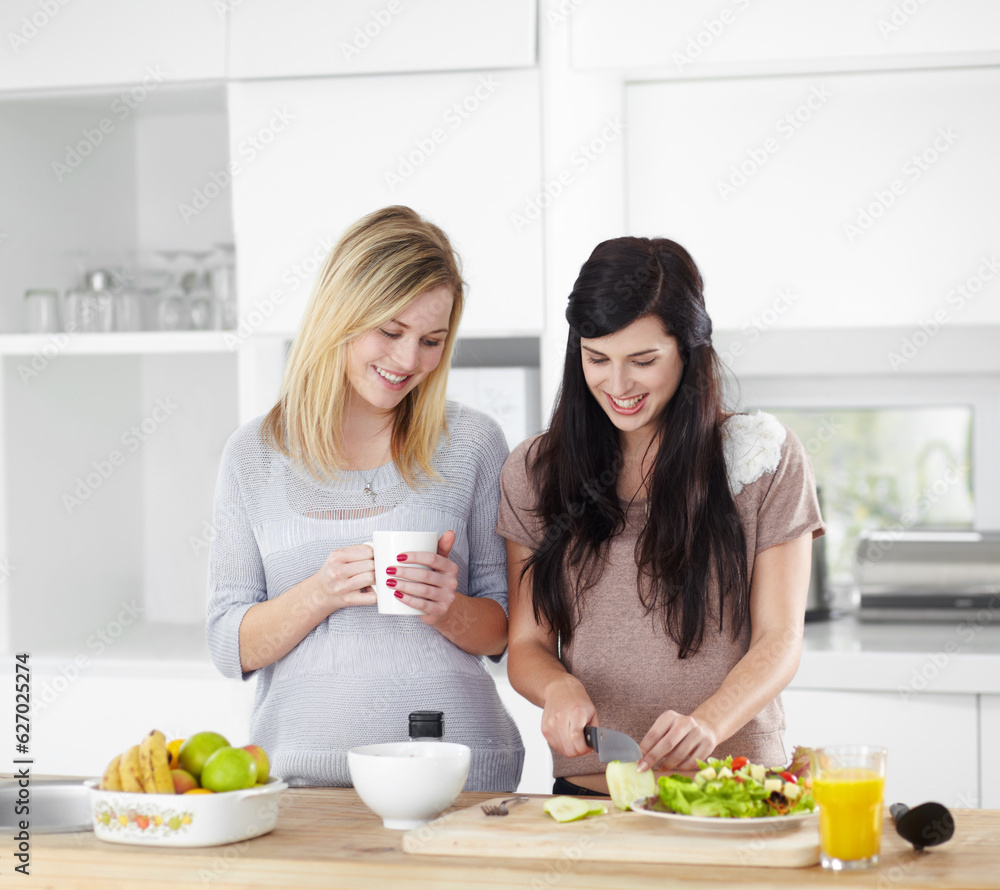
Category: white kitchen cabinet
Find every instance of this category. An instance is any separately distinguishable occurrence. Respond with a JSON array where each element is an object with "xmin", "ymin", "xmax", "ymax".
[
  {"xmin": 782, "ymin": 689, "xmax": 980, "ymax": 808},
  {"xmin": 626, "ymin": 66, "xmax": 1000, "ymax": 330},
  {"xmin": 1, "ymin": 348, "xmax": 238, "ymax": 653},
  {"xmin": 0, "ymin": 0, "xmax": 226, "ymax": 92},
  {"xmin": 569, "ymin": 0, "xmax": 1000, "ymax": 71},
  {"xmin": 227, "ymin": 0, "xmax": 536, "ymax": 80},
  {"xmin": 981, "ymin": 695, "xmax": 1000, "ymax": 809},
  {"xmin": 227, "ymin": 69, "xmax": 544, "ymax": 337}
]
